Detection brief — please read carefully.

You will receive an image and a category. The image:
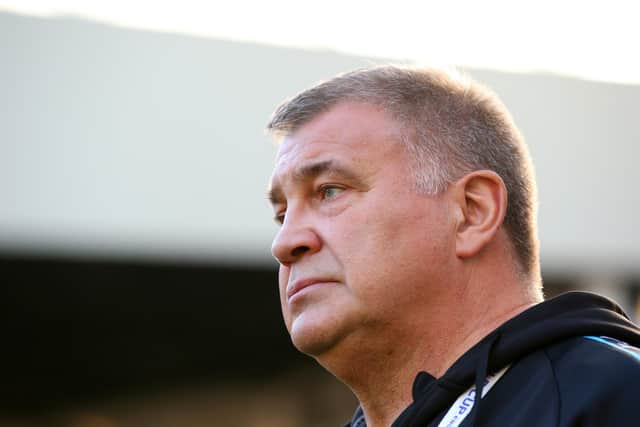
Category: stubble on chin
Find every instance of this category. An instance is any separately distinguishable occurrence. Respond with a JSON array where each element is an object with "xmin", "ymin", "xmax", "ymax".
[{"xmin": 286, "ymin": 298, "xmax": 364, "ymax": 358}]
